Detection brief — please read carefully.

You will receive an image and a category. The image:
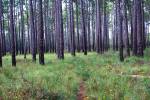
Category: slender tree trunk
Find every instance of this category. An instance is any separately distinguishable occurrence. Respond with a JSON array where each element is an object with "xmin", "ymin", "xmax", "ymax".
[
  {"xmin": 92, "ymin": 3, "xmax": 95, "ymax": 51},
  {"xmin": 76, "ymin": 0, "xmax": 80, "ymax": 52},
  {"xmin": 141, "ymin": 1, "xmax": 146, "ymax": 49},
  {"xmin": 87, "ymin": 2, "xmax": 91, "ymax": 51},
  {"xmin": 69, "ymin": 0, "xmax": 76, "ymax": 56},
  {"xmin": 20, "ymin": 0, "xmax": 25, "ymax": 54},
  {"xmin": 26, "ymin": 1, "xmax": 30, "ymax": 54},
  {"xmin": 113, "ymin": 7, "xmax": 116, "ymax": 51},
  {"xmin": 55, "ymin": 0, "xmax": 64, "ymax": 59},
  {"xmin": 2, "ymin": 8, "xmax": 6, "ymax": 56},
  {"xmin": 34, "ymin": 0, "xmax": 38, "ymax": 55},
  {"xmin": 133, "ymin": 0, "xmax": 137, "ymax": 55},
  {"xmin": 137, "ymin": 0, "xmax": 143, "ymax": 56},
  {"xmin": 122, "ymin": 0, "xmax": 130, "ymax": 56},
  {"xmin": 130, "ymin": 3, "xmax": 133, "ymax": 50},
  {"xmin": 103, "ymin": 0, "xmax": 109, "ymax": 51},
  {"xmin": 29, "ymin": 0, "xmax": 36, "ymax": 61},
  {"xmin": 96, "ymin": 0, "xmax": 103, "ymax": 54},
  {"xmin": 44, "ymin": 0, "xmax": 49, "ymax": 53},
  {"xmin": 0, "ymin": 0, "xmax": 2, "ymax": 67},
  {"xmin": 38, "ymin": 0, "xmax": 45, "ymax": 65},
  {"xmin": 10, "ymin": 0, "xmax": 16, "ymax": 66},
  {"xmin": 52, "ymin": 1, "xmax": 56, "ymax": 53},
  {"xmin": 65, "ymin": 1, "xmax": 70, "ymax": 52},
  {"xmin": 80, "ymin": 0, "xmax": 87, "ymax": 55},
  {"xmin": 116, "ymin": 0, "xmax": 124, "ymax": 61}
]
